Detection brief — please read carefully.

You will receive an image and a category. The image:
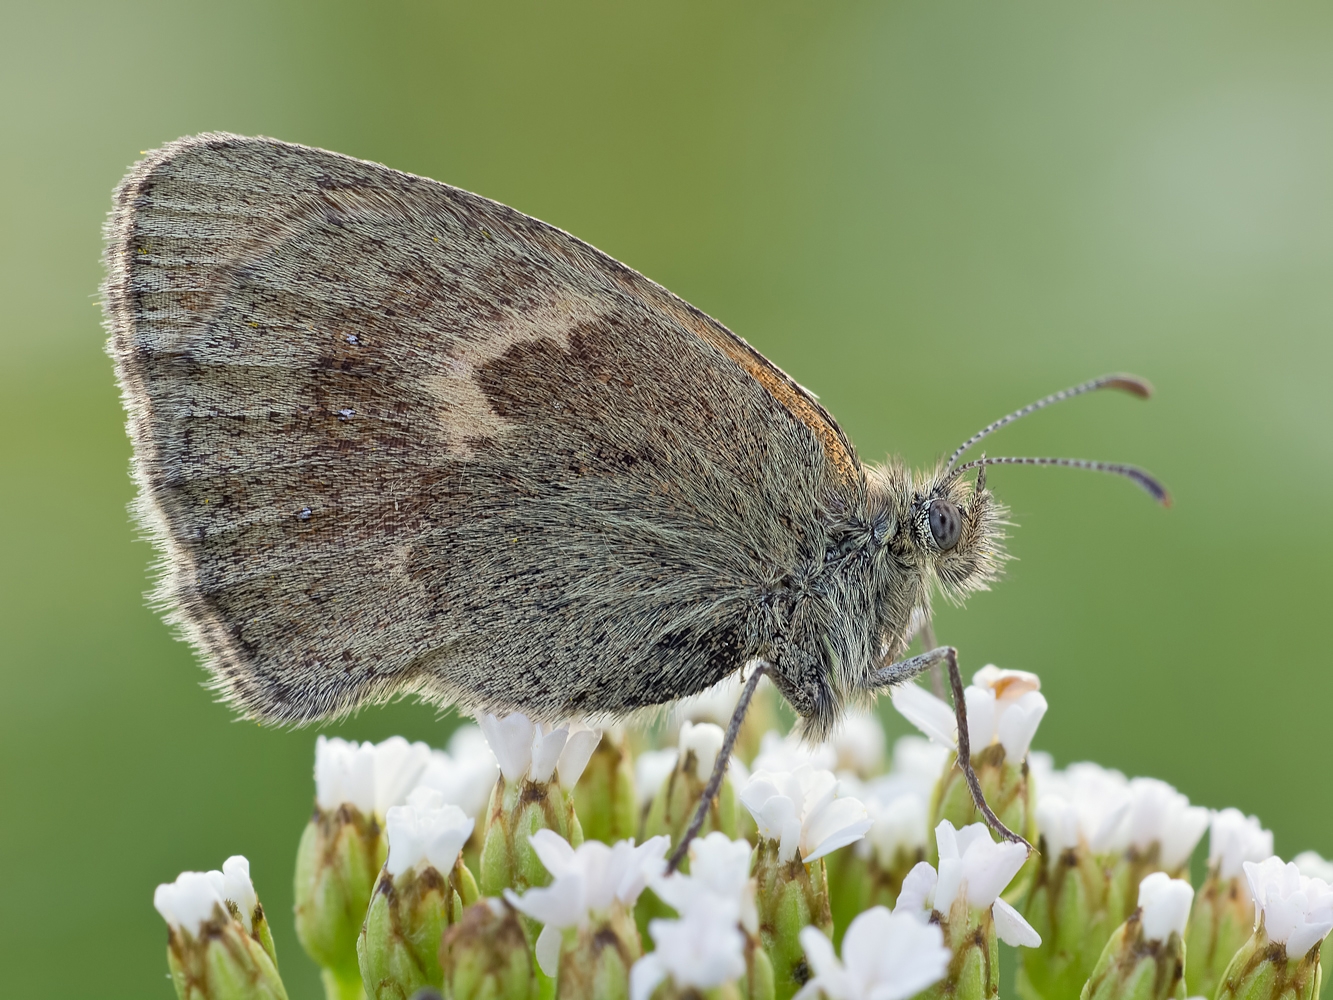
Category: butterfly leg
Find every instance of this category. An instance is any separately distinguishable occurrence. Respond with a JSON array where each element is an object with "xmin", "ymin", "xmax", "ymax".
[
  {"xmin": 865, "ymin": 645, "xmax": 1033, "ymax": 852},
  {"xmin": 665, "ymin": 663, "xmax": 768, "ymax": 873}
]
